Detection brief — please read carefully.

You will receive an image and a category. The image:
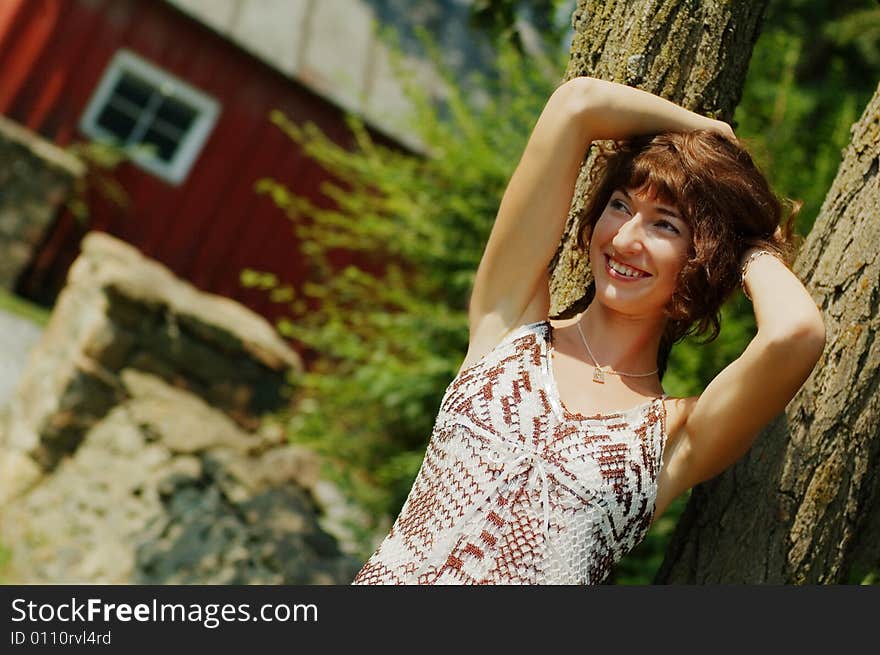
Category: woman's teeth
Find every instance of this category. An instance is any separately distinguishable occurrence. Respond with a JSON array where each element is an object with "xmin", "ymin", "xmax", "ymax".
[{"xmin": 607, "ymin": 257, "xmax": 649, "ymax": 278}]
